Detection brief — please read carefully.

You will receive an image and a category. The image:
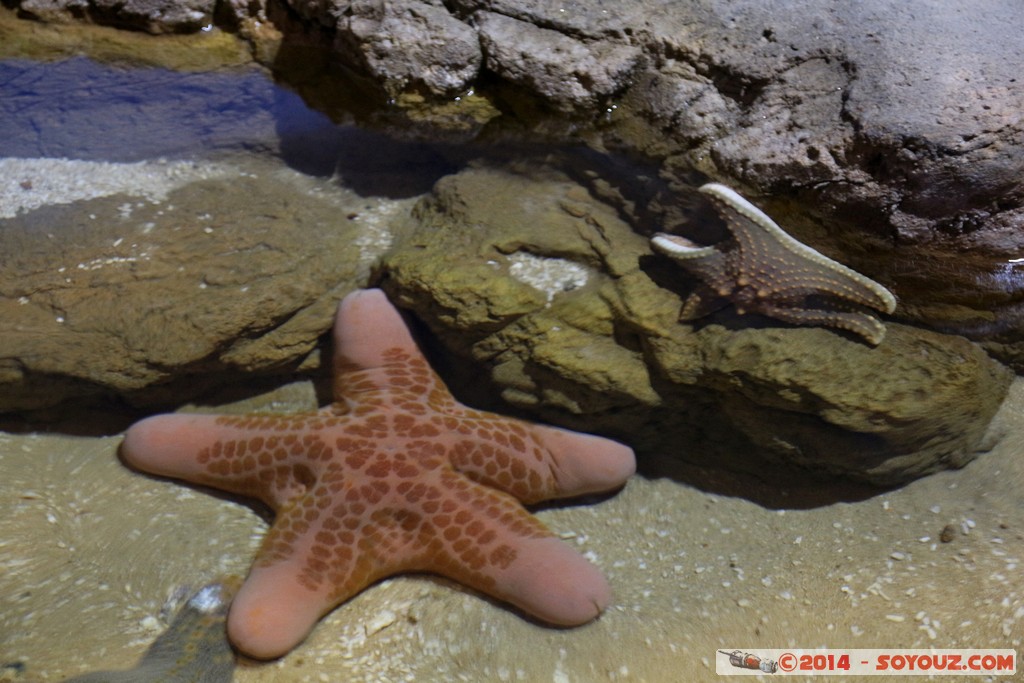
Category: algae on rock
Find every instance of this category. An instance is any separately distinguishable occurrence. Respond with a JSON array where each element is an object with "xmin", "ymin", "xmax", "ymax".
[{"xmin": 381, "ymin": 163, "xmax": 1013, "ymax": 485}]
